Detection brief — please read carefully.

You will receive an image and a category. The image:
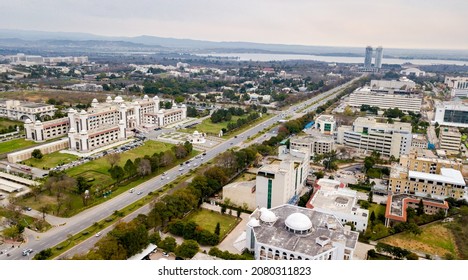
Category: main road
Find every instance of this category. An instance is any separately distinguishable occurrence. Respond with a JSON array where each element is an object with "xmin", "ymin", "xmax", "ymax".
[{"xmin": 0, "ymin": 76, "xmax": 363, "ymax": 260}]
